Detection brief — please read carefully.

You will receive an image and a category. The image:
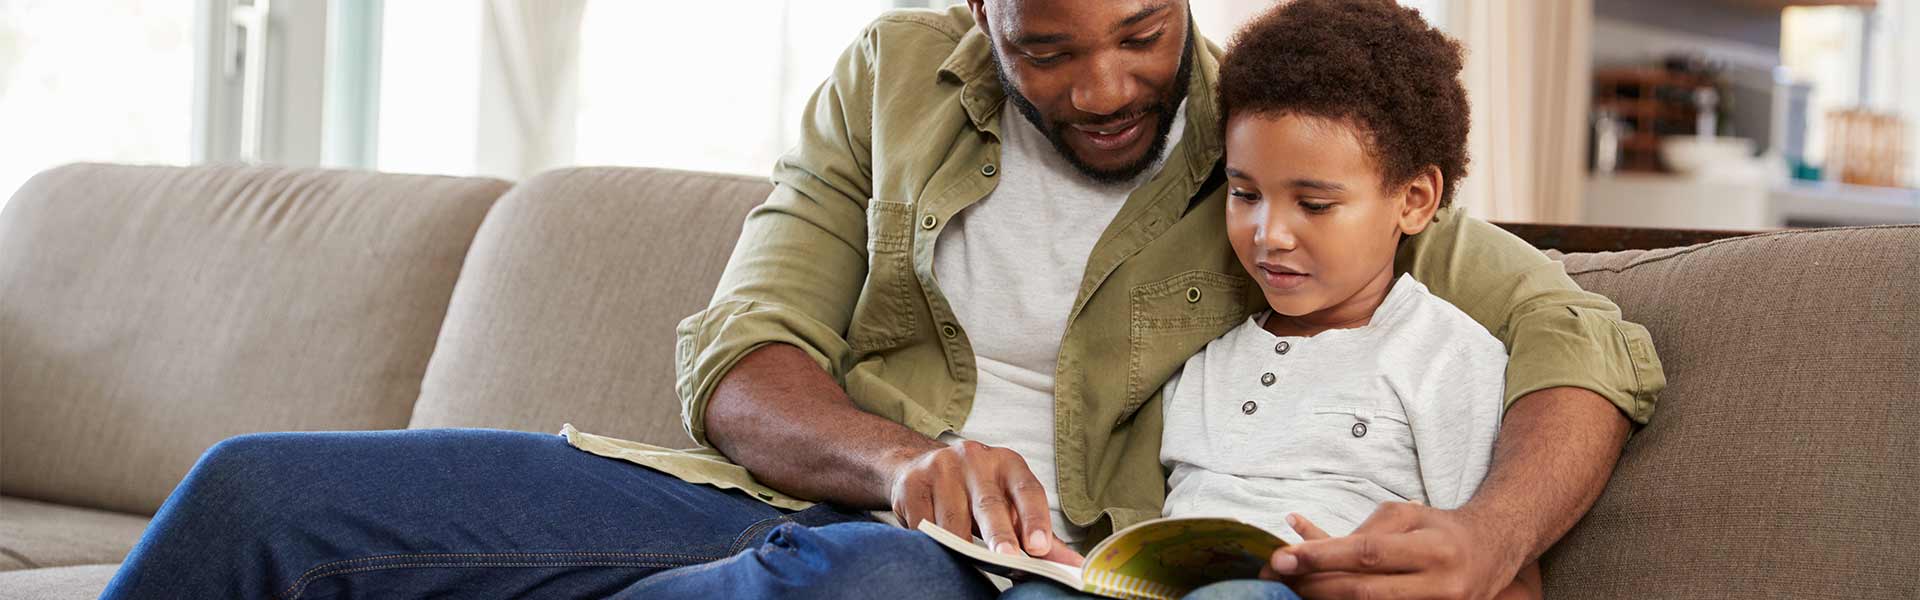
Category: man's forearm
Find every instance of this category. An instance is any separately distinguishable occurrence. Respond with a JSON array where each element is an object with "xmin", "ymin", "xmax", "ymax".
[
  {"xmin": 703, "ymin": 343, "xmax": 942, "ymax": 508},
  {"xmin": 1460, "ymin": 386, "xmax": 1631, "ymax": 569}
]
